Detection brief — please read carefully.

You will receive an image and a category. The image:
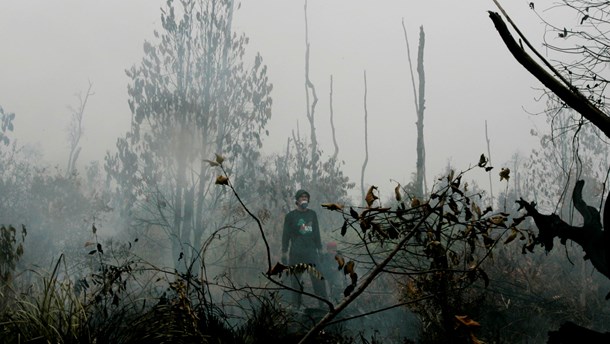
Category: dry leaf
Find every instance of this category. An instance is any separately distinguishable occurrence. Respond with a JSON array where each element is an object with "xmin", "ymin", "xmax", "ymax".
[
  {"xmin": 394, "ymin": 184, "xmax": 402, "ymax": 202},
  {"xmin": 455, "ymin": 315, "xmax": 481, "ymax": 328},
  {"xmin": 321, "ymin": 203, "xmax": 343, "ymax": 211},
  {"xmin": 214, "ymin": 153, "xmax": 225, "ymax": 165},
  {"xmin": 267, "ymin": 262, "xmax": 288, "ymax": 276},
  {"xmin": 489, "ymin": 214, "xmax": 507, "ymax": 226},
  {"xmin": 365, "ymin": 185, "xmax": 379, "ymax": 207},
  {"xmin": 499, "ymin": 168, "xmax": 510, "ymax": 181},
  {"xmin": 344, "ymin": 261, "xmax": 355, "ymax": 275},
  {"xmin": 504, "ymin": 228, "xmax": 518, "ymax": 245},
  {"xmin": 335, "ymin": 255, "xmax": 345, "ymax": 270},
  {"xmin": 215, "ymin": 175, "xmax": 229, "ymax": 185}
]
